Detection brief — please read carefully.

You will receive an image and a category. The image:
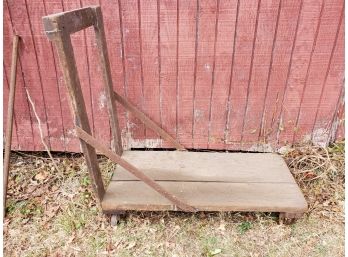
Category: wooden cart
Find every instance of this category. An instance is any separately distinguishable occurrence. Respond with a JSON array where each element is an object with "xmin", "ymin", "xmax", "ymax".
[{"xmin": 43, "ymin": 6, "xmax": 307, "ymax": 223}]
